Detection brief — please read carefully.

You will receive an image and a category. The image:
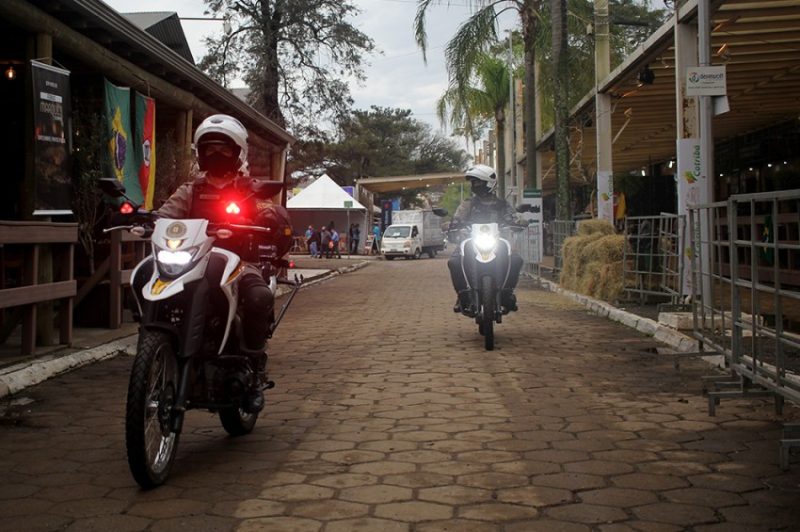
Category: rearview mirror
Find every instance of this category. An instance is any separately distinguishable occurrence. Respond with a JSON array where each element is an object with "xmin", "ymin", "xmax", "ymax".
[
  {"xmin": 432, "ymin": 208, "xmax": 448, "ymax": 217},
  {"xmin": 515, "ymin": 204, "xmax": 532, "ymax": 213},
  {"xmin": 252, "ymin": 180, "xmax": 285, "ymax": 199}
]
